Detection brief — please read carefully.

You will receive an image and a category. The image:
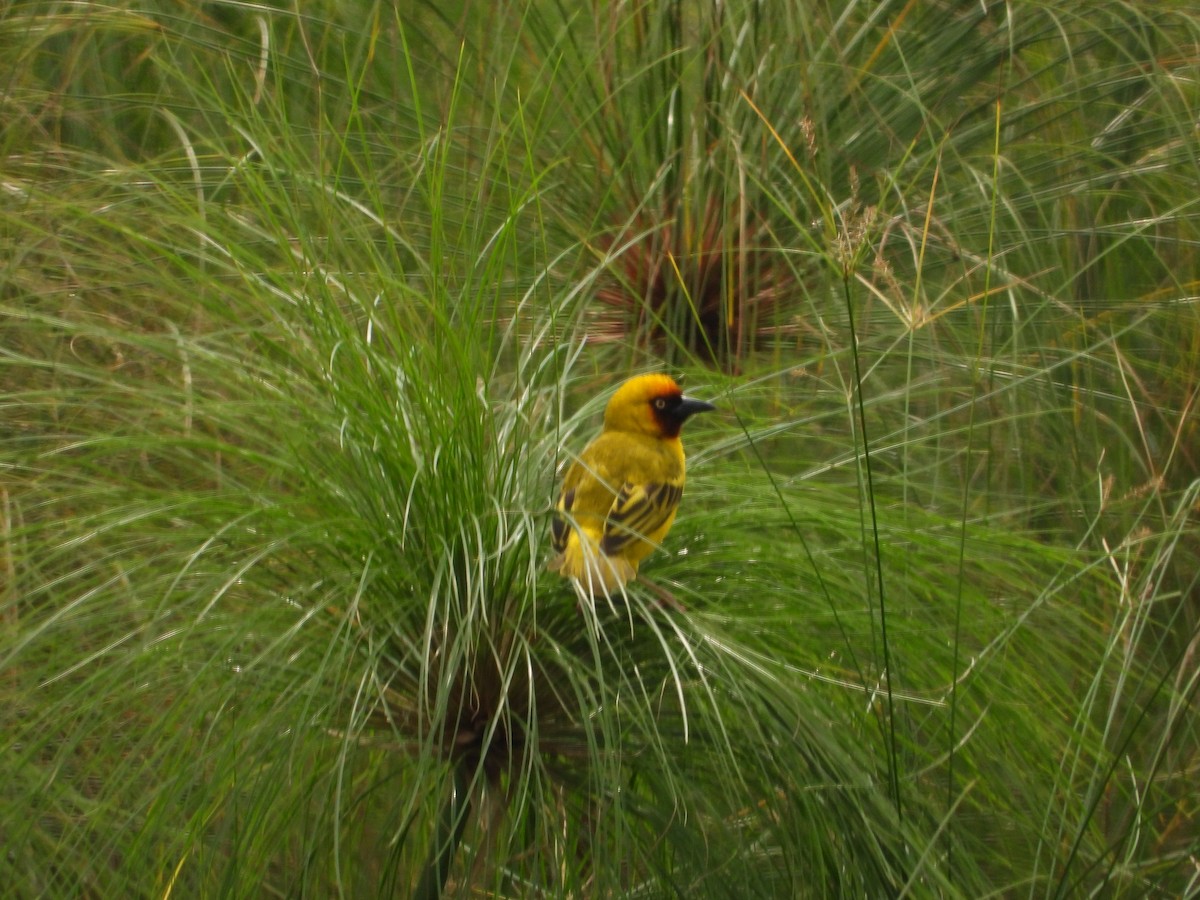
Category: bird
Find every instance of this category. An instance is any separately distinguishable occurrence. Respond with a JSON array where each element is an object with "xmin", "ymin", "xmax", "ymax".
[{"xmin": 549, "ymin": 374, "xmax": 714, "ymax": 600}]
